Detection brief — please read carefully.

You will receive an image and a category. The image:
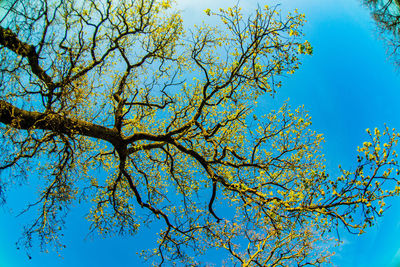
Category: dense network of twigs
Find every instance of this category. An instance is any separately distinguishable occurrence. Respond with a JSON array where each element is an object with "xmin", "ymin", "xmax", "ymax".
[
  {"xmin": 0, "ymin": 0, "xmax": 399, "ymax": 266},
  {"xmin": 364, "ymin": 0, "xmax": 400, "ymax": 64}
]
